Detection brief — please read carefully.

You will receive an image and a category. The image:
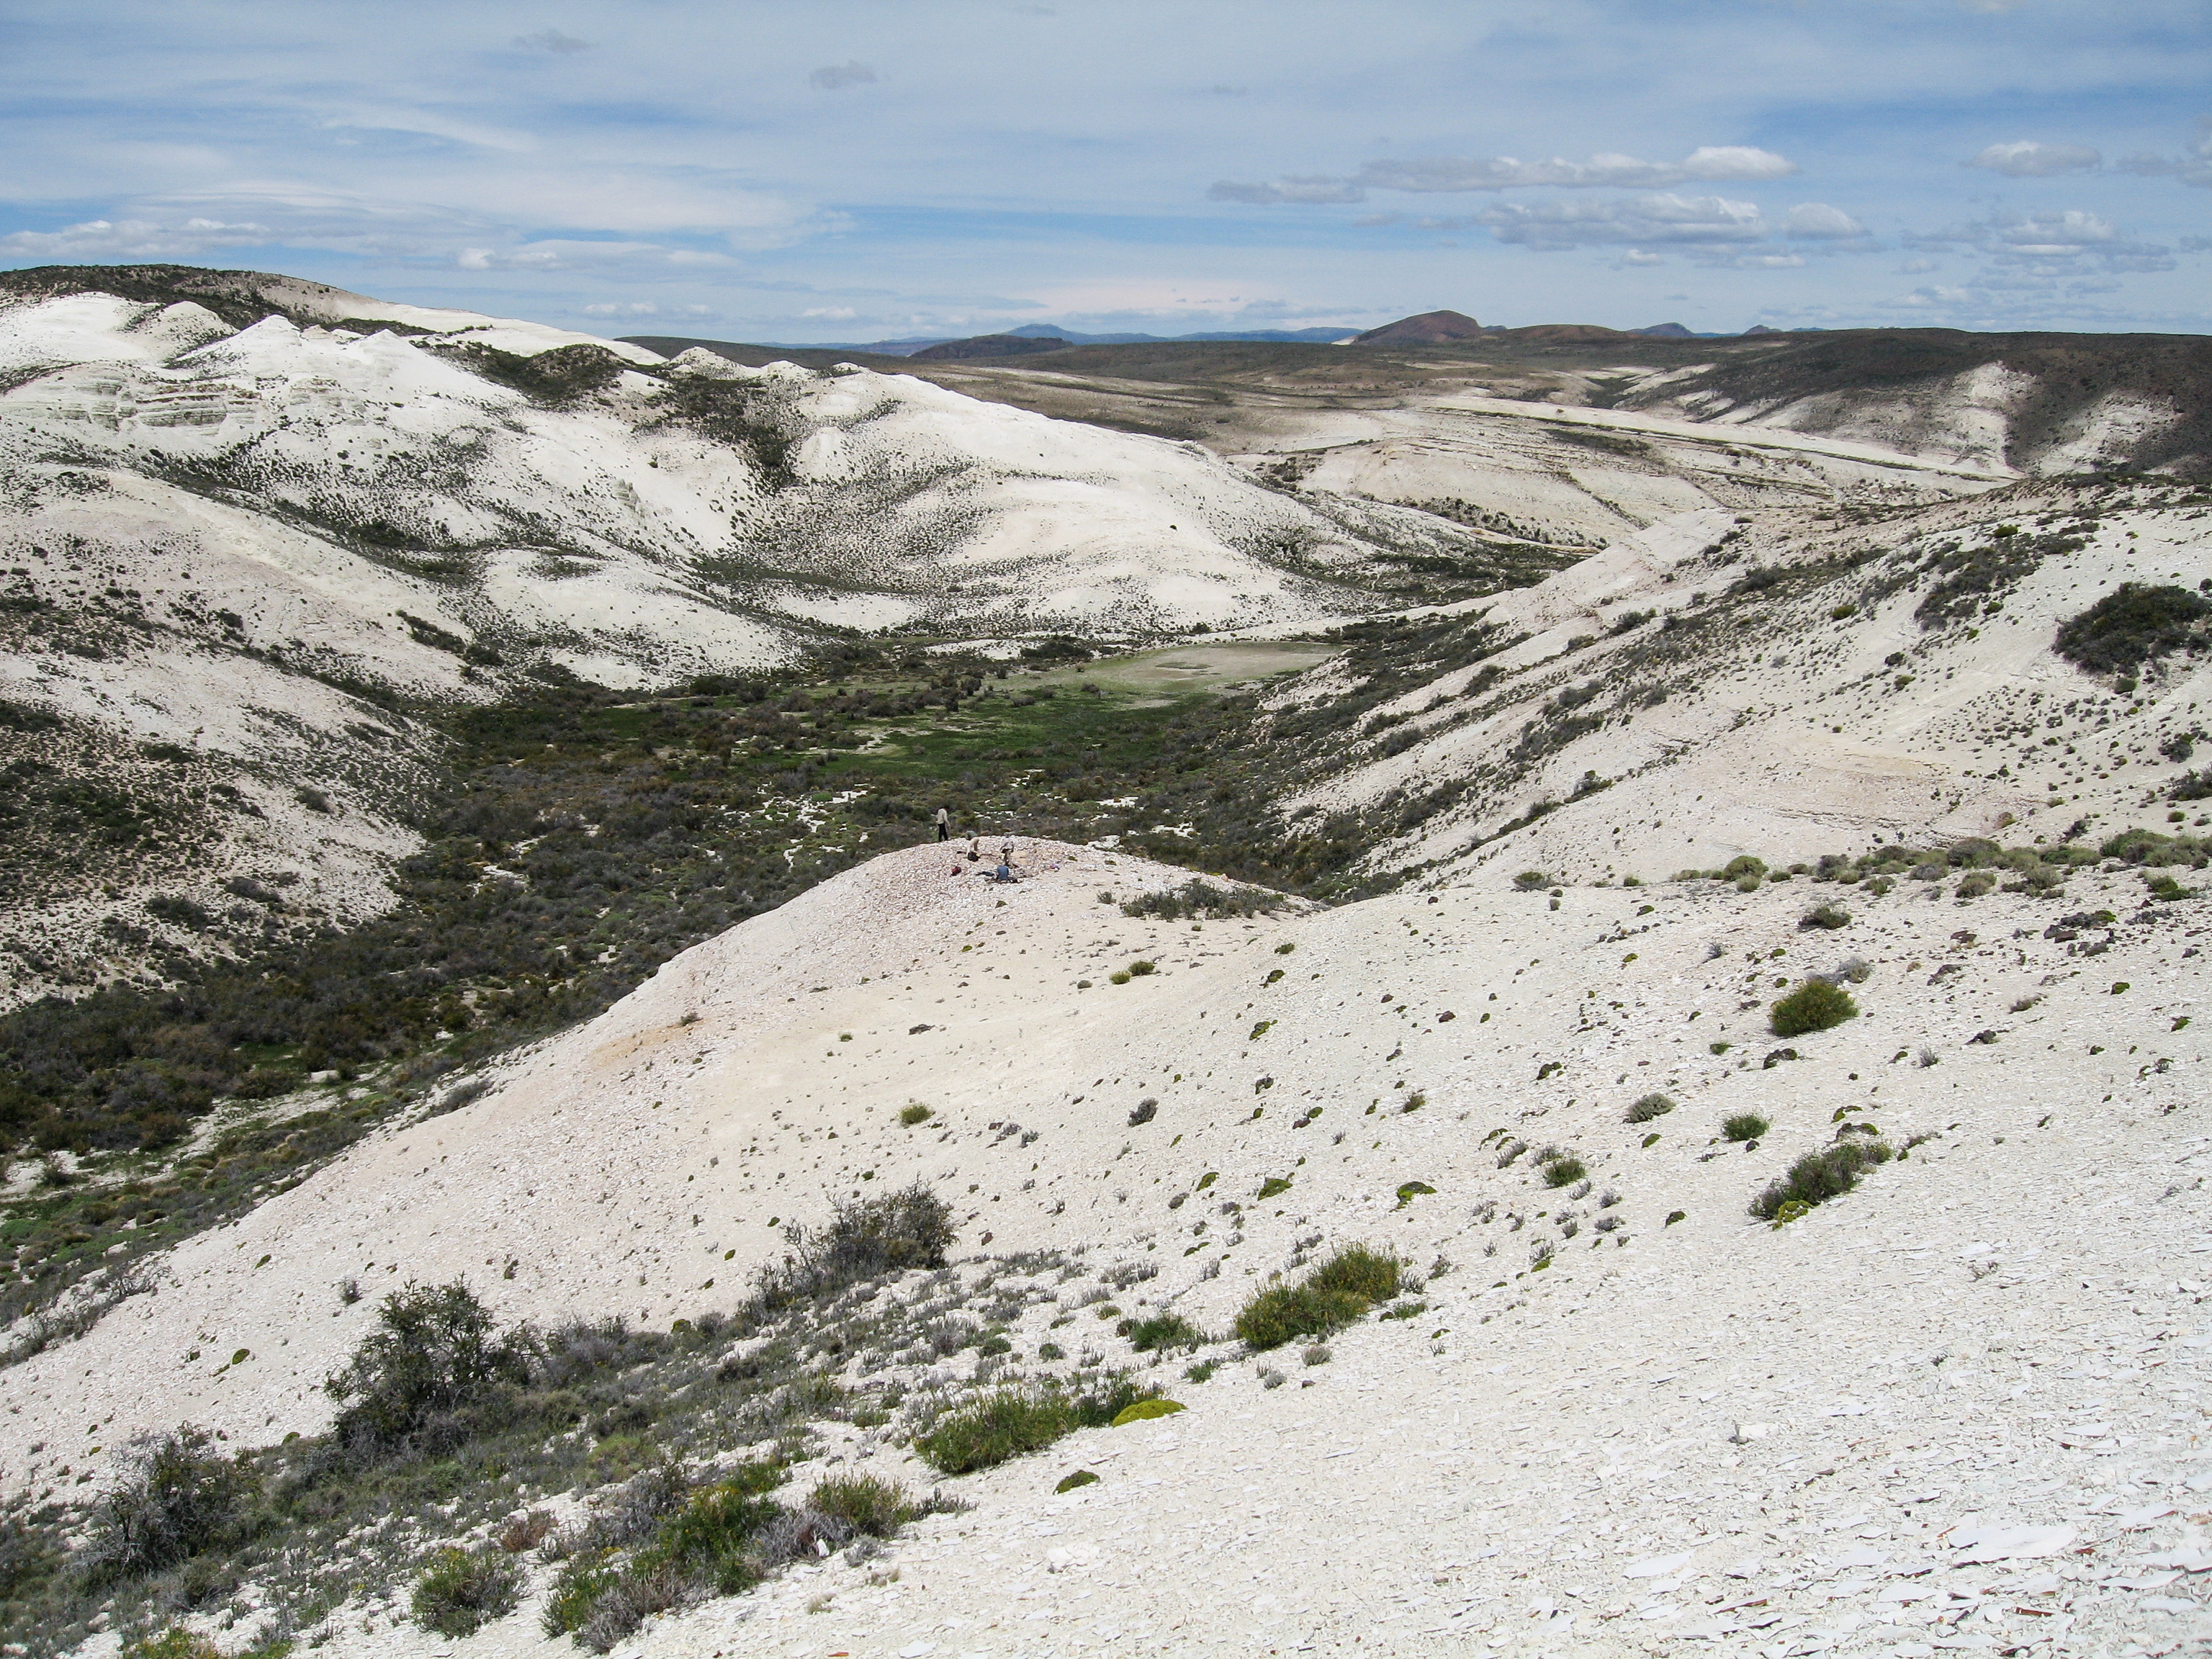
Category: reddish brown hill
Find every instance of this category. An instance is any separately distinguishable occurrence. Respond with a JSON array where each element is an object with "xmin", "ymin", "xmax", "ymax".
[{"xmin": 1354, "ymin": 309, "xmax": 1485, "ymax": 344}]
